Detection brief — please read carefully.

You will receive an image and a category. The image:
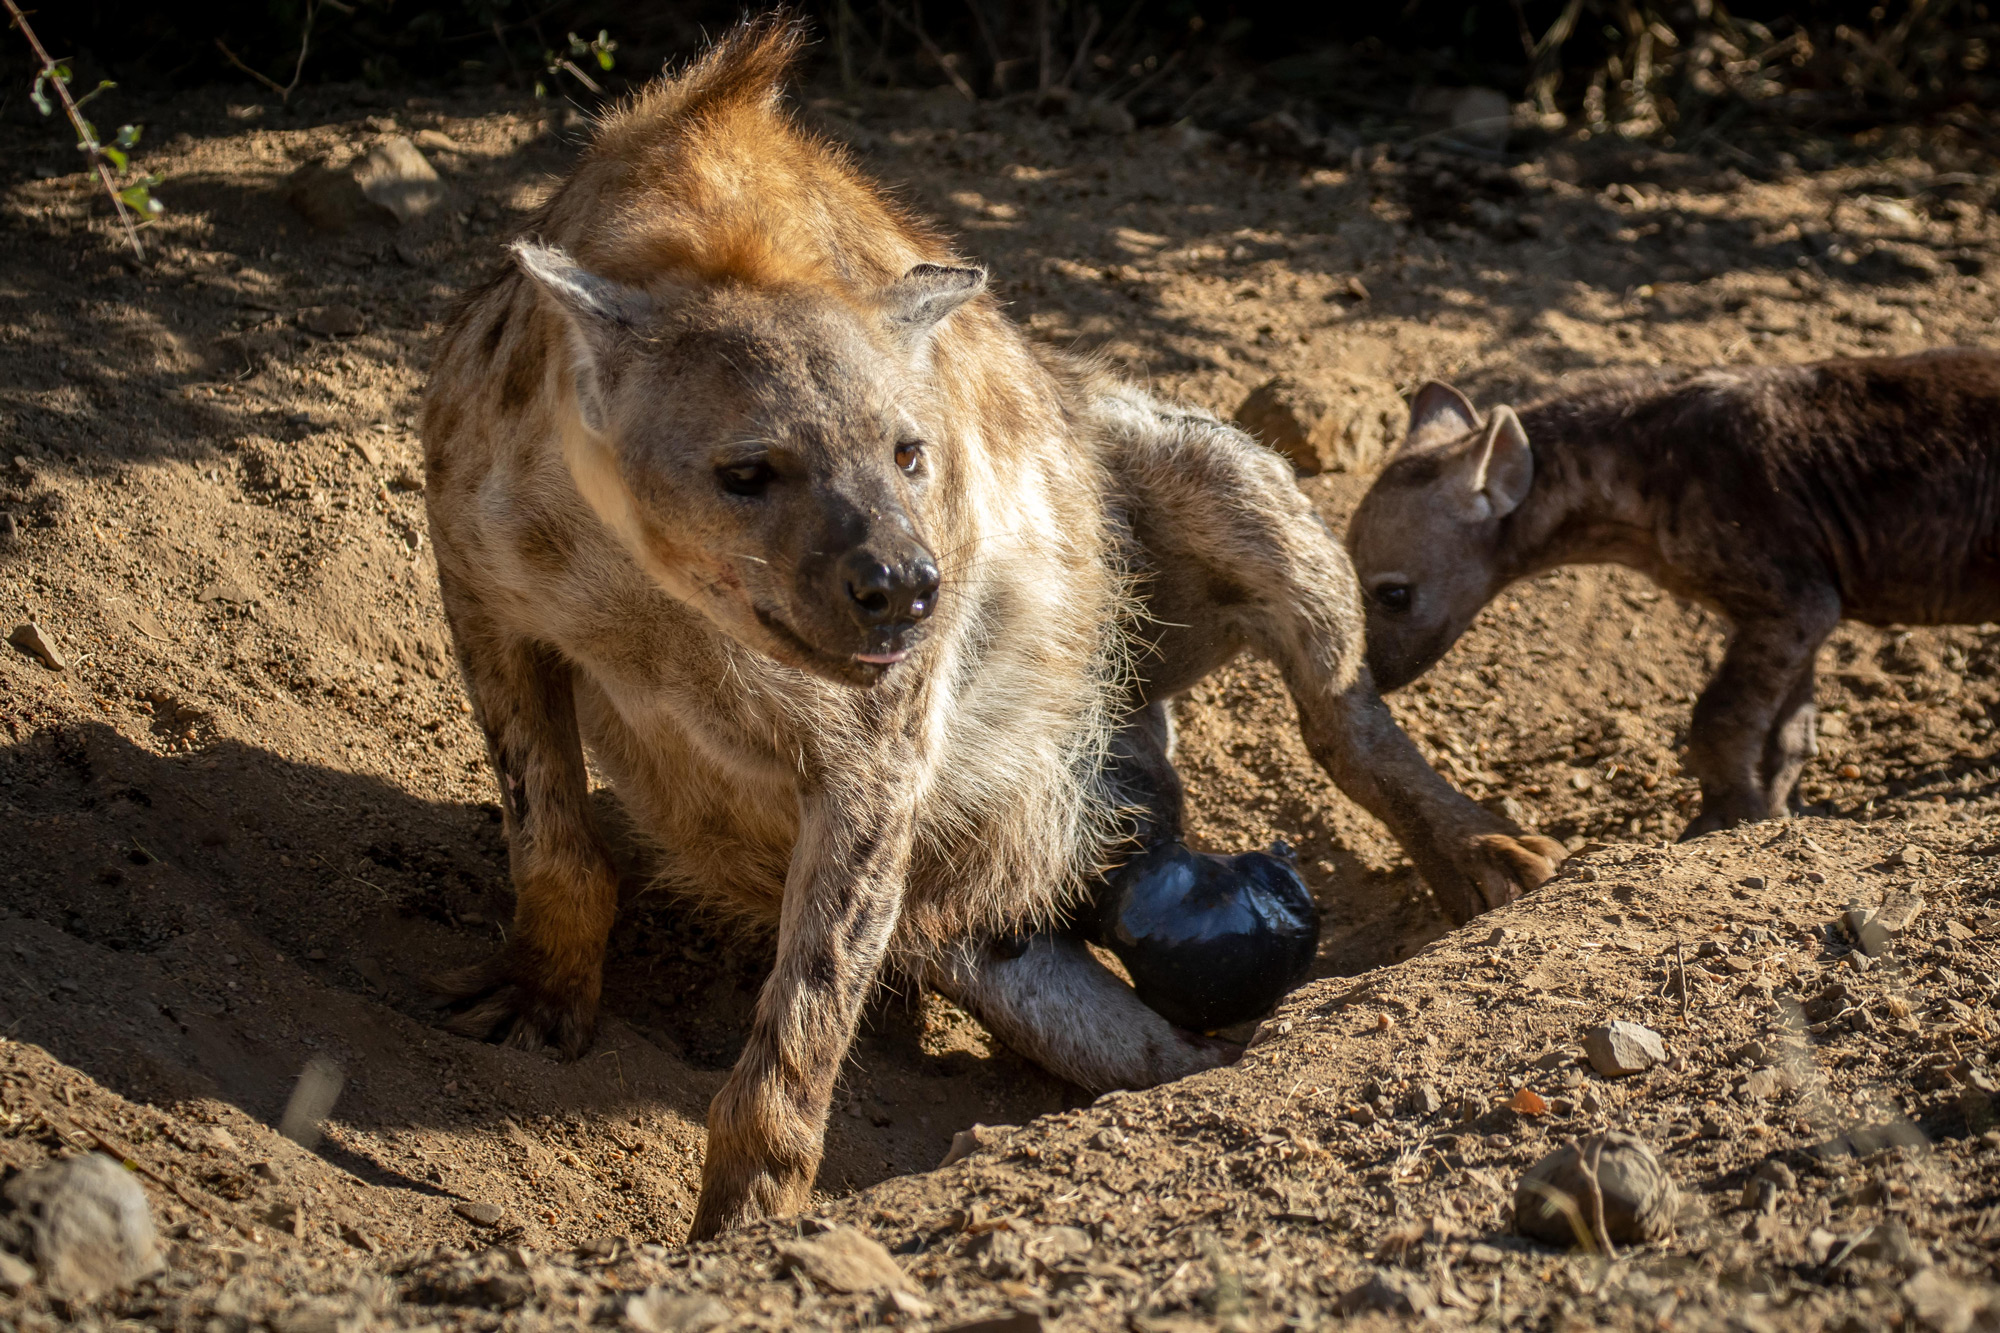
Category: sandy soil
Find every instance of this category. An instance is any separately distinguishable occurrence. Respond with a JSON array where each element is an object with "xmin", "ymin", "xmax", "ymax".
[{"xmin": 1, "ymin": 69, "xmax": 1997, "ymax": 1331}]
